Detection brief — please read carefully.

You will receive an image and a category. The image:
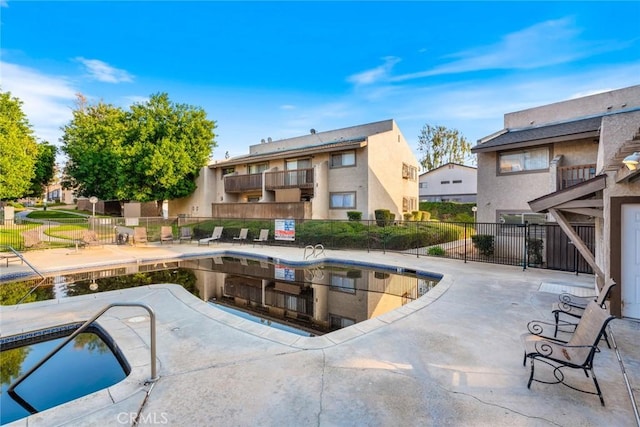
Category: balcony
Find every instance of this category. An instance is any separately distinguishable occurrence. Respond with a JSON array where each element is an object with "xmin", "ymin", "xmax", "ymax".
[
  {"xmin": 557, "ymin": 164, "xmax": 597, "ymax": 190},
  {"xmin": 224, "ymin": 173, "xmax": 263, "ymax": 193},
  {"xmin": 265, "ymin": 168, "xmax": 314, "ymax": 190}
]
